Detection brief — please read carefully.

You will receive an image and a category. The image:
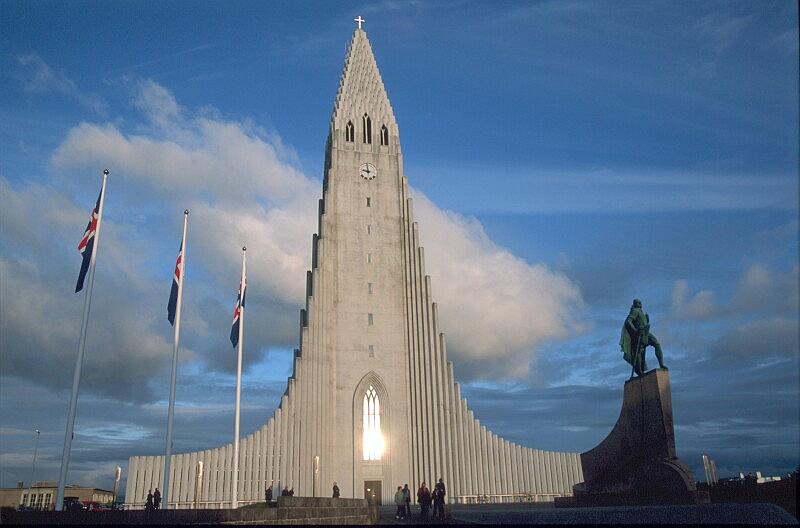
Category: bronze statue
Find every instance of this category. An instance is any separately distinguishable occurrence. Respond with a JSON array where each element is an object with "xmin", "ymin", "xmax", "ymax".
[{"xmin": 620, "ymin": 299, "xmax": 667, "ymax": 377}]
